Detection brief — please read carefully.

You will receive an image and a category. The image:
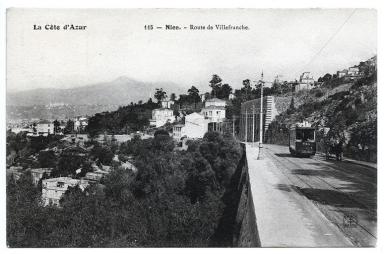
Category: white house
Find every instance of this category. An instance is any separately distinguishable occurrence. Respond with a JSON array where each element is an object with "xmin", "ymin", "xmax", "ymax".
[
  {"xmin": 173, "ymin": 98, "xmax": 228, "ymax": 140},
  {"xmin": 161, "ymin": 99, "xmax": 174, "ymax": 109},
  {"xmin": 74, "ymin": 116, "xmax": 88, "ymax": 133},
  {"xmin": 34, "ymin": 120, "xmax": 54, "ymax": 136},
  {"xmin": 205, "ymin": 98, "xmax": 226, "ymax": 108},
  {"xmin": 173, "ymin": 124, "xmax": 186, "ymax": 140},
  {"xmin": 201, "ymin": 98, "xmax": 227, "ymax": 123},
  {"xmin": 347, "ymin": 66, "xmax": 360, "ymax": 80},
  {"xmin": 149, "ymin": 108, "xmax": 175, "ymax": 127},
  {"xmin": 295, "ymin": 72, "xmax": 315, "ymax": 91},
  {"xmin": 184, "ymin": 112, "xmax": 209, "ymax": 139},
  {"xmin": 337, "ymin": 69, "xmax": 348, "ymax": 78},
  {"xmin": 41, "ymin": 177, "xmax": 89, "ymax": 206}
]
